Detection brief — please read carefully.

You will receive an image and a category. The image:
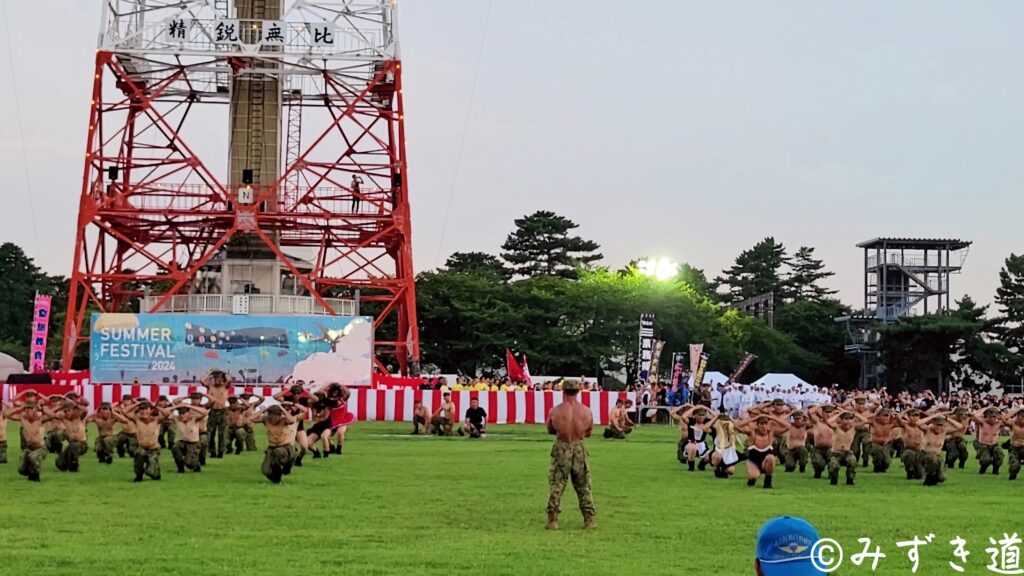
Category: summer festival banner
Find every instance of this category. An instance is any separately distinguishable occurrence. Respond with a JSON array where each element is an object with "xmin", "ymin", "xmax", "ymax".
[{"xmin": 90, "ymin": 313, "xmax": 373, "ymax": 385}]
